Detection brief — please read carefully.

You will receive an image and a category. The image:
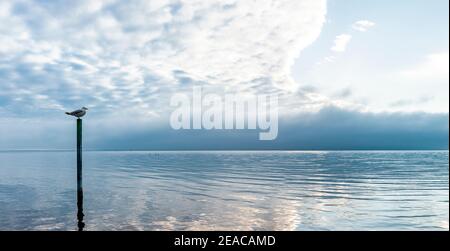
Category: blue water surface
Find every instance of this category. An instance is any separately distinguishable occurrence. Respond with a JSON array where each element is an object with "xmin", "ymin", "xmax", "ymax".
[{"xmin": 0, "ymin": 151, "xmax": 448, "ymax": 231}]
